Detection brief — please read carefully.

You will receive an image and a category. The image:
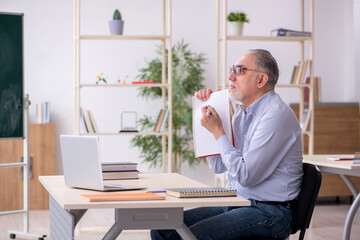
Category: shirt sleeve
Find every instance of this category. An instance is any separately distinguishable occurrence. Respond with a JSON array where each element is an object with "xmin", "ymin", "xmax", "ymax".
[
  {"xmin": 207, "ymin": 153, "xmax": 228, "ymax": 173},
  {"xmin": 218, "ymin": 109, "xmax": 299, "ymax": 187}
]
